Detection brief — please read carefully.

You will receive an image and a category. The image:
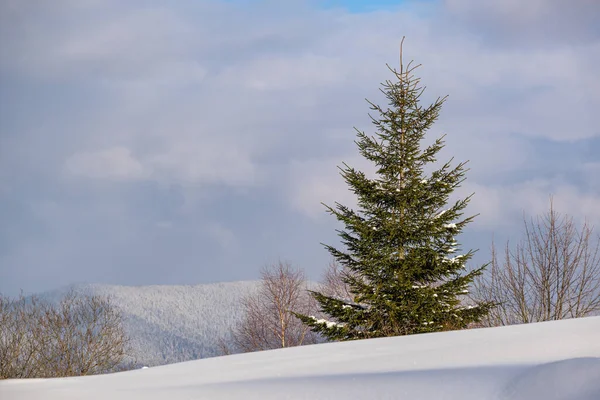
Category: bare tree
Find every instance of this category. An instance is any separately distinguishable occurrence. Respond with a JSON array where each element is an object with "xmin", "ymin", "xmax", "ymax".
[
  {"xmin": 230, "ymin": 261, "xmax": 320, "ymax": 353},
  {"xmin": 320, "ymin": 259, "xmax": 354, "ymax": 302},
  {"xmin": 472, "ymin": 201, "xmax": 600, "ymax": 327},
  {"xmin": 0, "ymin": 293, "xmax": 46, "ymax": 379},
  {"xmin": 0, "ymin": 290, "xmax": 130, "ymax": 379}
]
